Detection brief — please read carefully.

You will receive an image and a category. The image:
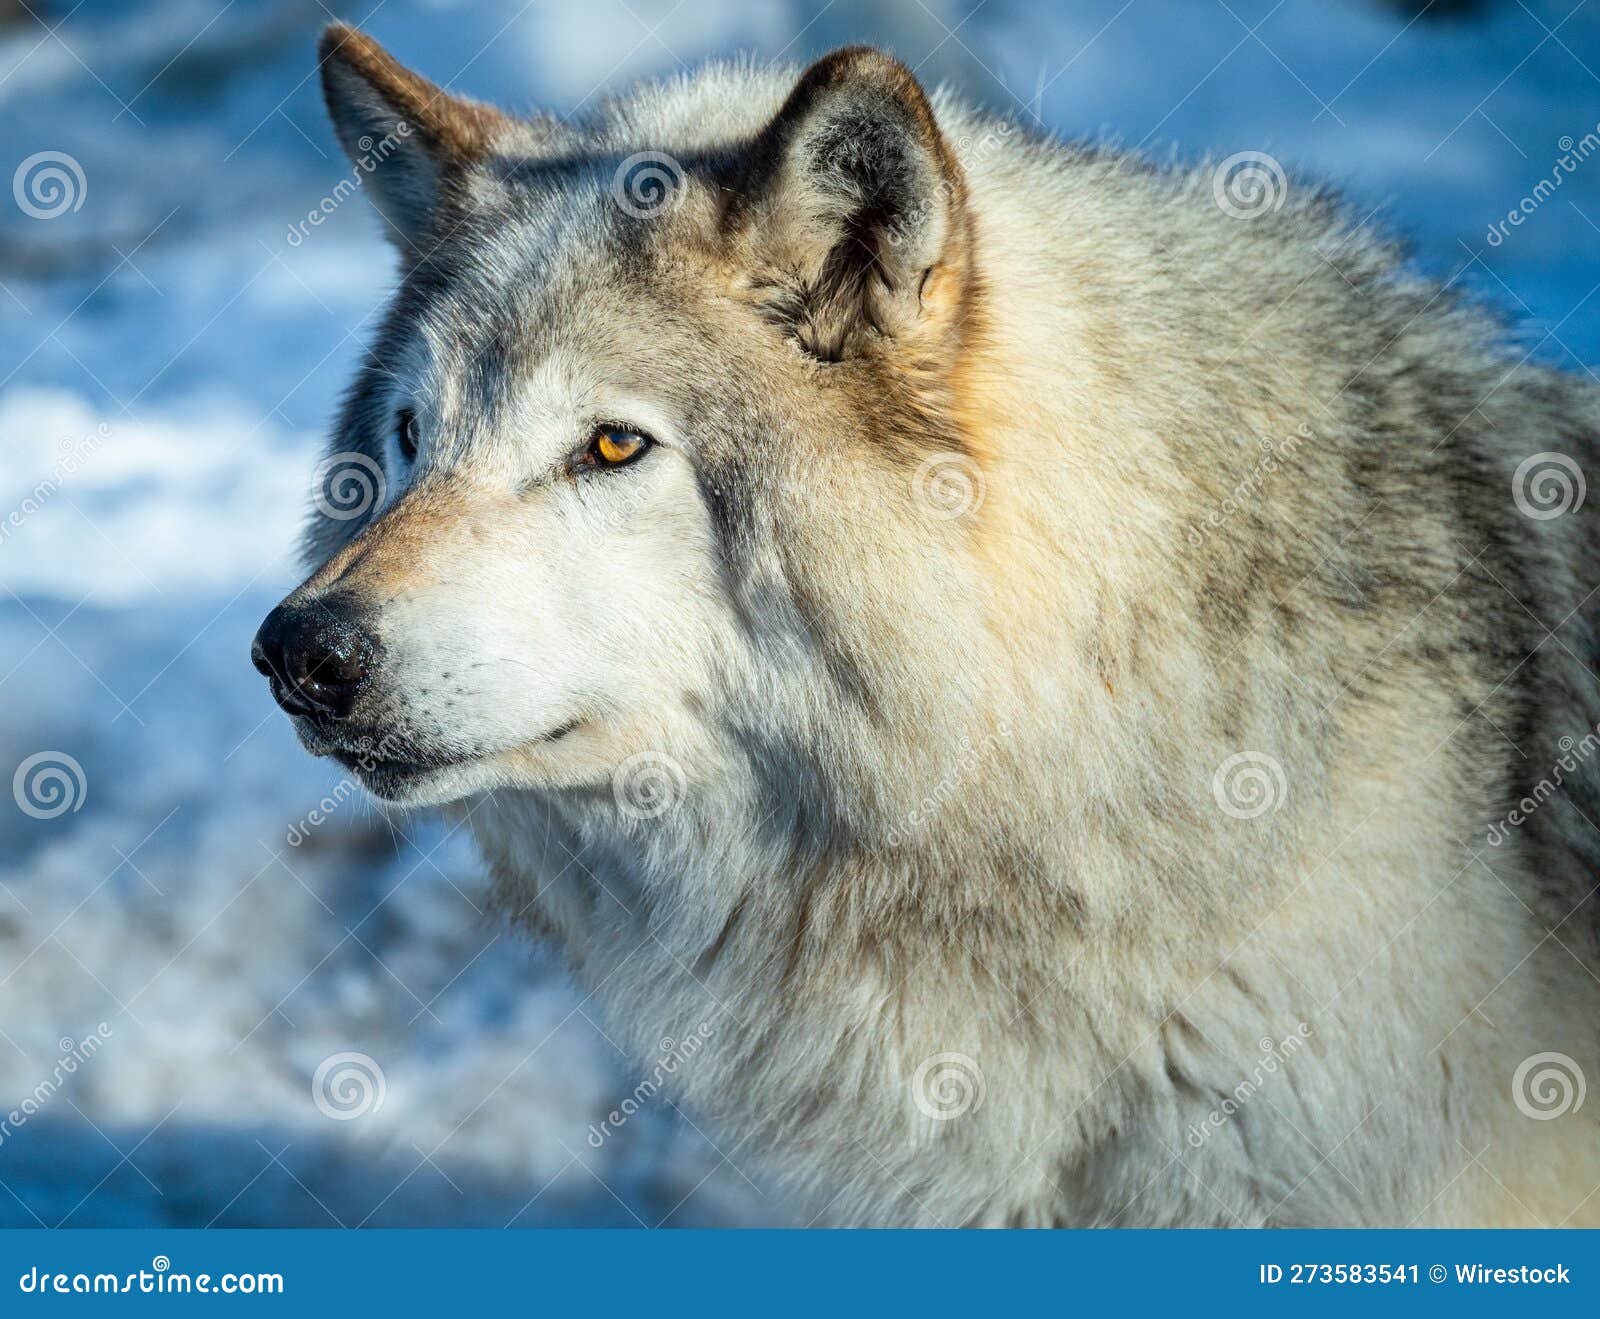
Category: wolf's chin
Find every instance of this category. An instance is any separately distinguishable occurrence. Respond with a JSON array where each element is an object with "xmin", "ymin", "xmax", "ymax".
[
  {"xmin": 317, "ymin": 717, "xmax": 585, "ymax": 806},
  {"xmin": 352, "ymin": 758, "xmax": 487, "ymax": 806}
]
